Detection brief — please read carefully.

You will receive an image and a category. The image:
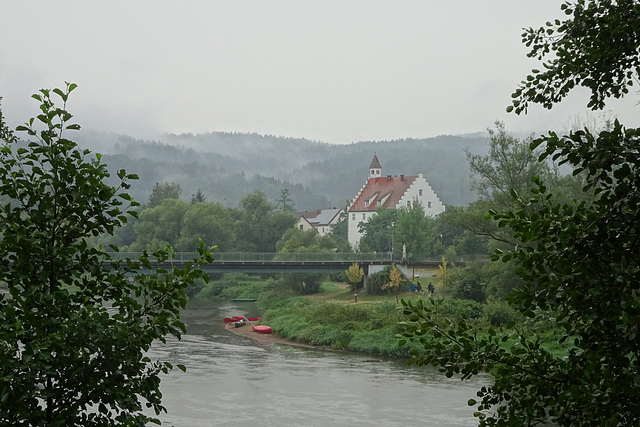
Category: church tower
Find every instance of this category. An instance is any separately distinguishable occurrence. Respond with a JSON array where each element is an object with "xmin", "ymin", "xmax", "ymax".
[{"xmin": 369, "ymin": 154, "xmax": 382, "ymax": 179}]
